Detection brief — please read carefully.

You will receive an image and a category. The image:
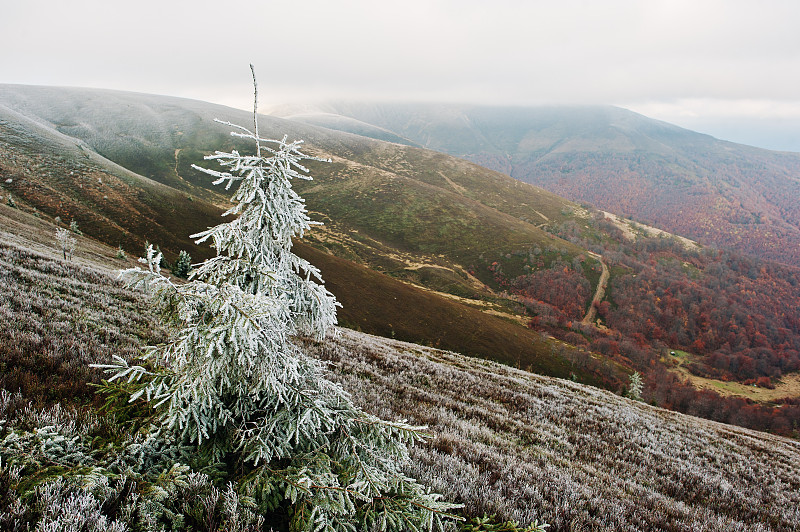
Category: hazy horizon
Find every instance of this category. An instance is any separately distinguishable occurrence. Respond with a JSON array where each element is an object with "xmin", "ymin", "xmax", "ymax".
[{"xmin": 3, "ymin": 0, "xmax": 800, "ymax": 152}]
